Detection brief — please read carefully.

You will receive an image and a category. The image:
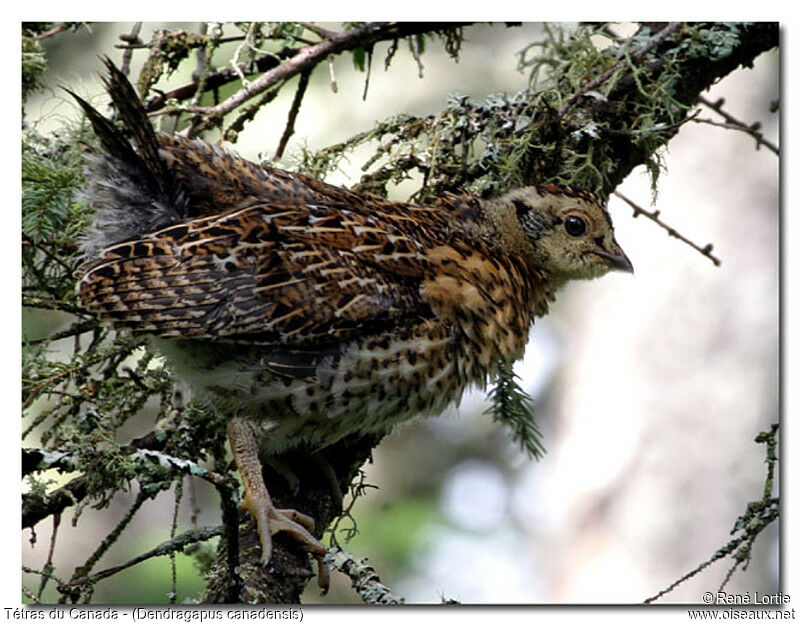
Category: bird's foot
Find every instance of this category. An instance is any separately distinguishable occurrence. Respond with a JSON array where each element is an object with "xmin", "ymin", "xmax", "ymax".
[
  {"xmin": 228, "ymin": 417, "xmax": 329, "ymax": 591},
  {"xmin": 241, "ymin": 493, "xmax": 330, "ymax": 592}
]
